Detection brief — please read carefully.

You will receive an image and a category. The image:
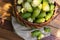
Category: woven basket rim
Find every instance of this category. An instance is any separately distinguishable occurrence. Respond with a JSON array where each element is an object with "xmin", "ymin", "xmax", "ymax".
[{"xmin": 13, "ymin": 0, "xmax": 59, "ymax": 28}]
